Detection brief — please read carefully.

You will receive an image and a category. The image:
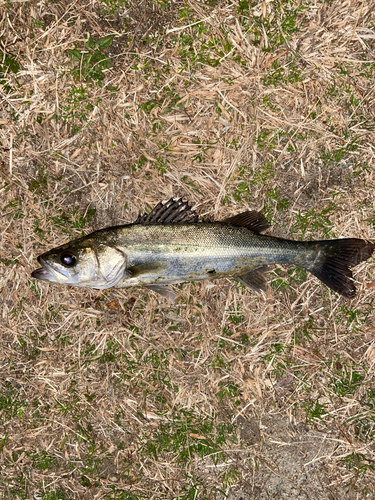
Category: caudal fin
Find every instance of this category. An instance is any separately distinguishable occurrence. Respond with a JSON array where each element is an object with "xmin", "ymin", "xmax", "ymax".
[{"xmin": 306, "ymin": 239, "xmax": 374, "ymax": 298}]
